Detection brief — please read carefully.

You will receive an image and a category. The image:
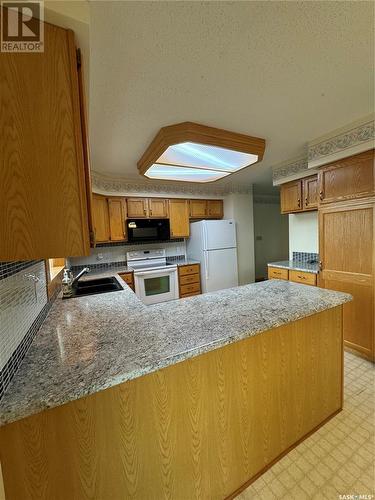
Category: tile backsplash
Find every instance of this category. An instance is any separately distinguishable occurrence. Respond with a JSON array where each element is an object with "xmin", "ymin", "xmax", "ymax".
[
  {"xmin": 0, "ymin": 260, "xmax": 50, "ymax": 399},
  {"xmin": 292, "ymin": 252, "xmax": 319, "ymax": 263},
  {"xmin": 68, "ymin": 240, "xmax": 187, "ymax": 268}
]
